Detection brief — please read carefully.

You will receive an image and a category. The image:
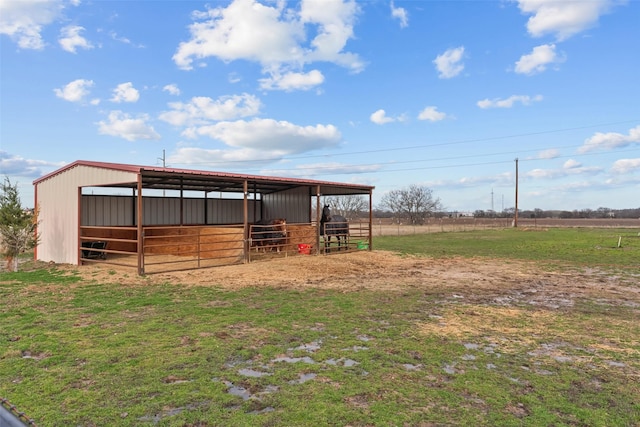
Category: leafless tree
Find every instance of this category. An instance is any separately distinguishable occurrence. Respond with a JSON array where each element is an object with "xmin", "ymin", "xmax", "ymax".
[
  {"xmin": 378, "ymin": 185, "xmax": 442, "ymax": 224},
  {"xmin": 321, "ymin": 195, "xmax": 368, "ymax": 220}
]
